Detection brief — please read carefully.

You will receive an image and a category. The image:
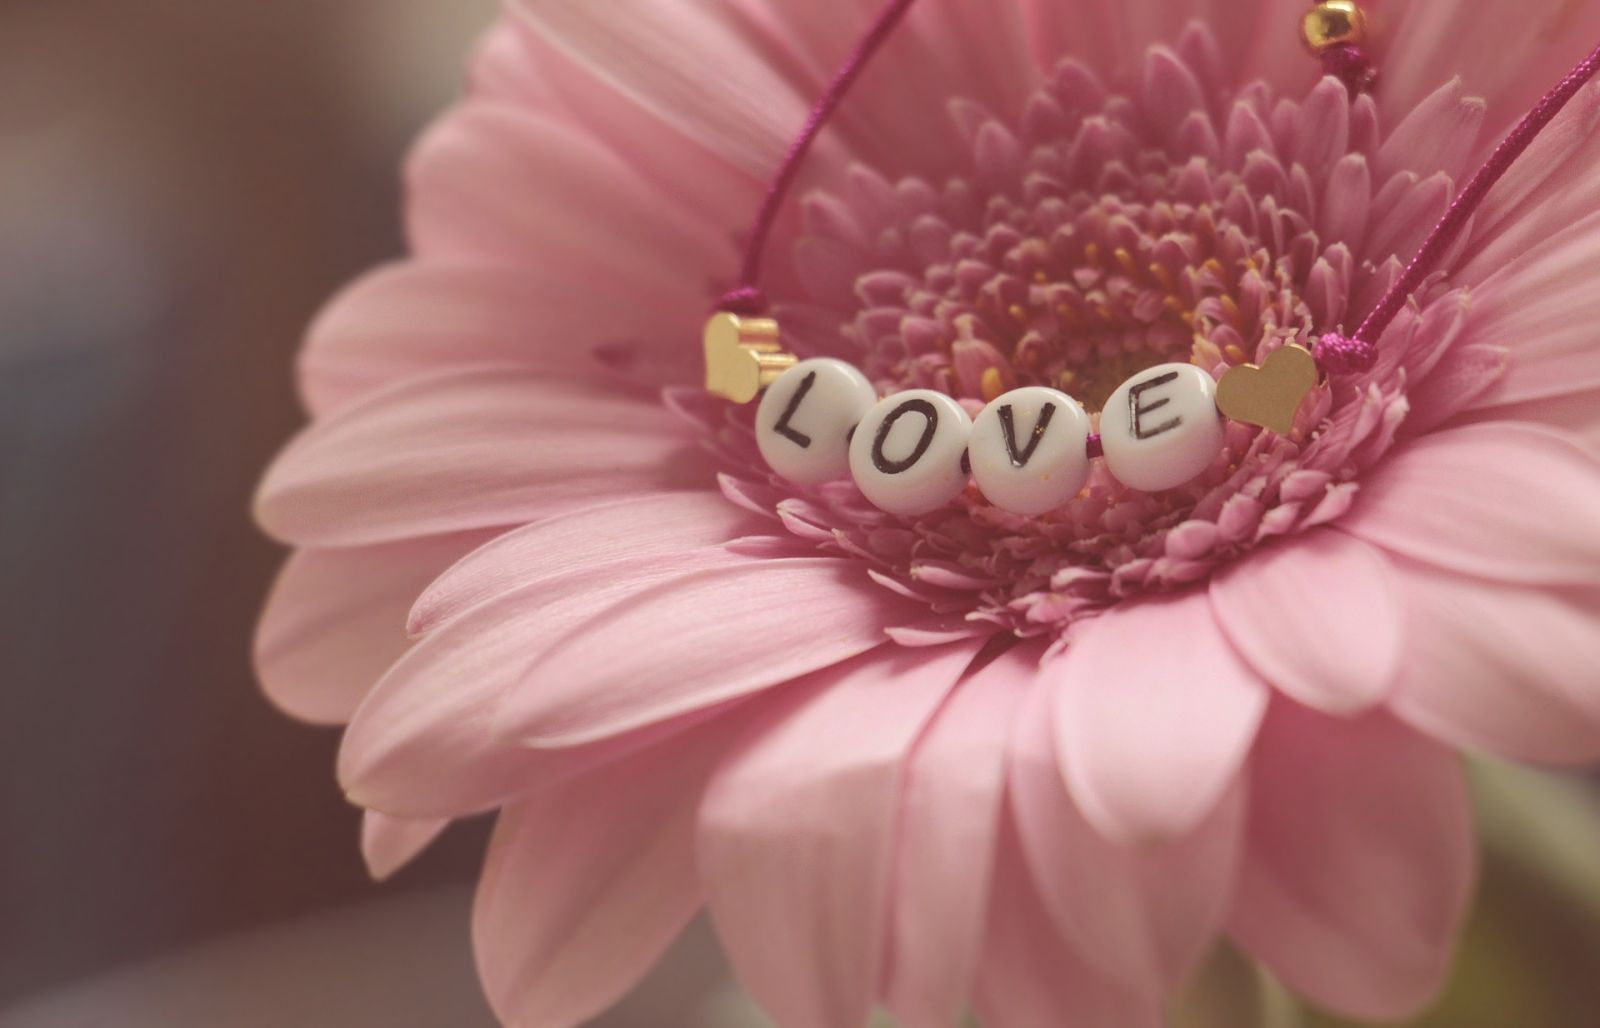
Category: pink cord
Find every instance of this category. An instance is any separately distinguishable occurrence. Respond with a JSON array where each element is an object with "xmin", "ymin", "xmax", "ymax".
[
  {"xmin": 1316, "ymin": 37, "xmax": 1600, "ymax": 374},
  {"xmin": 718, "ymin": 0, "xmax": 921, "ymax": 315},
  {"xmin": 1321, "ymin": 44, "xmax": 1377, "ymax": 94}
]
